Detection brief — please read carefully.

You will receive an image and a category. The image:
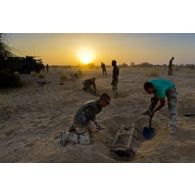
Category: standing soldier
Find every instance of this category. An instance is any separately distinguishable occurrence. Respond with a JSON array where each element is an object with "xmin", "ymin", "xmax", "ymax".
[
  {"xmin": 101, "ymin": 62, "xmax": 107, "ymax": 76},
  {"xmin": 111, "ymin": 60, "xmax": 119, "ymax": 97},
  {"xmin": 42, "ymin": 64, "xmax": 45, "ymax": 72},
  {"xmin": 168, "ymin": 57, "xmax": 174, "ymax": 75},
  {"xmin": 46, "ymin": 64, "xmax": 49, "ymax": 72}
]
